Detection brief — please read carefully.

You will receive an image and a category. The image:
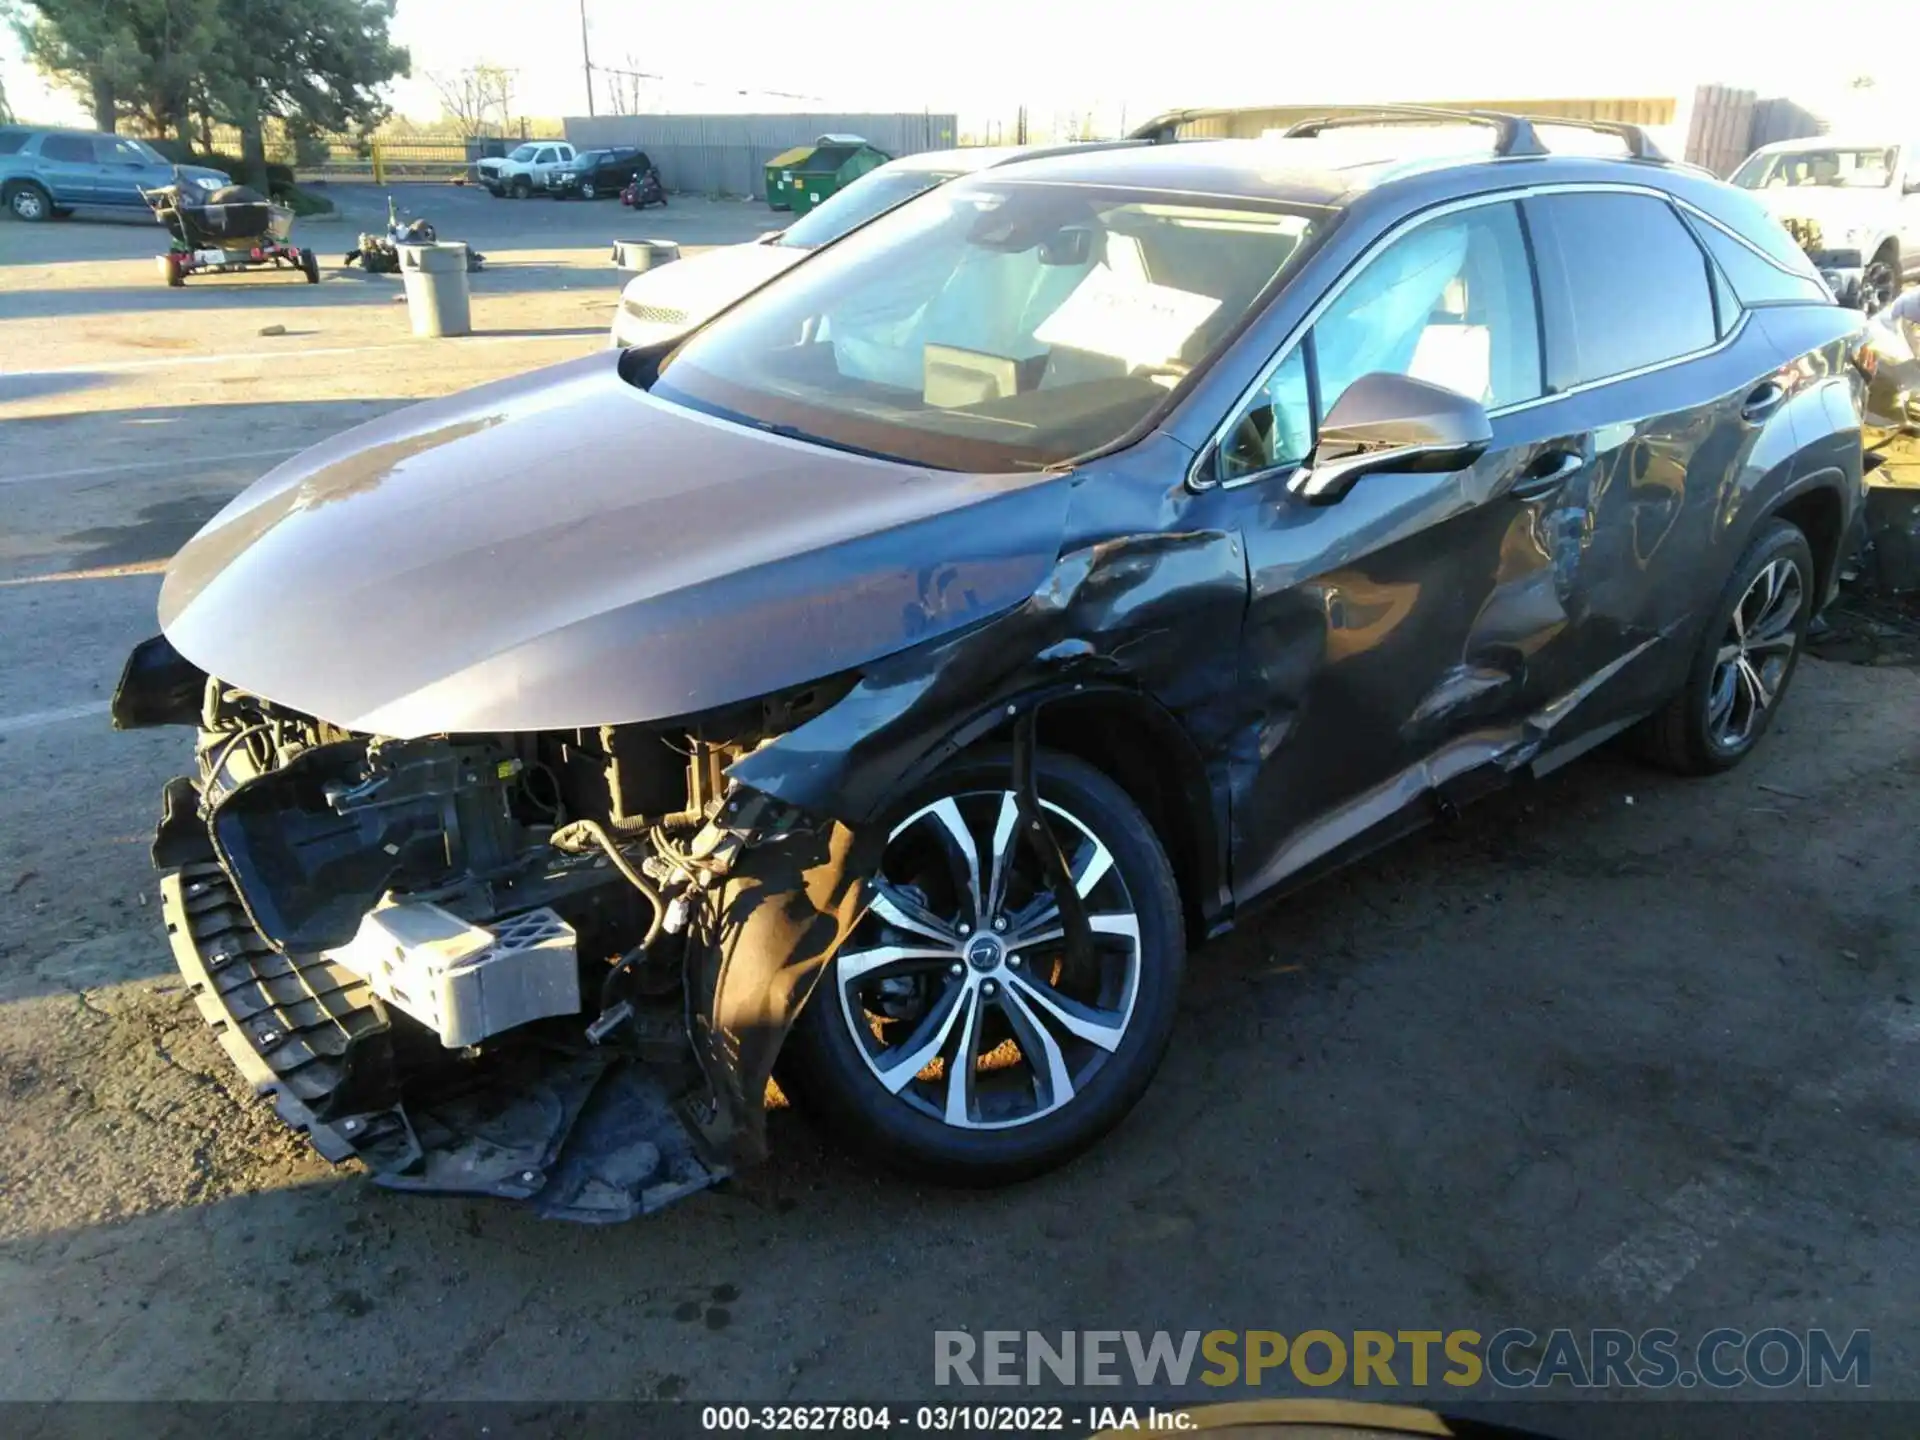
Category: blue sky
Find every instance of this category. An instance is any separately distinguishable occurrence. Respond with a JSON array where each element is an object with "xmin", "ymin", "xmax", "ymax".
[{"xmin": 1, "ymin": 0, "xmax": 1894, "ymax": 131}]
